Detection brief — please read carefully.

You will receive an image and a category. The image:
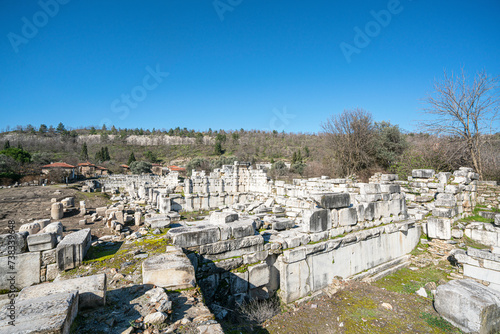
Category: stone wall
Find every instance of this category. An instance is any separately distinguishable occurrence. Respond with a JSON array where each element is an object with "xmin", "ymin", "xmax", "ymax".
[
  {"xmin": 167, "ymin": 169, "xmax": 419, "ymax": 304},
  {"xmin": 455, "ymin": 247, "xmax": 500, "ymax": 292},
  {"xmin": 0, "ymin": 226, "xmax": 90, "ymax": 291},
  {"xmin": 477, "ymin": 181, "xmax": 500, "ymax": 209},
  {"xmin": 399, "ymin": 167, "xmax": 478, "ymax": 240}
]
